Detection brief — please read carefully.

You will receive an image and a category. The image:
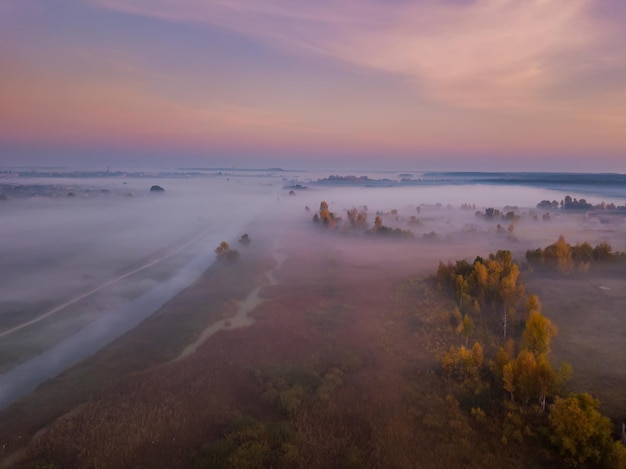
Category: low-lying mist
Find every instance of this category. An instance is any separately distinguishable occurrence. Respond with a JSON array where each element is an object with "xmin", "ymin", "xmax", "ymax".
[{"xmin": 1, "ymin": 172, "xmax": 626, "ymax": 410}]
